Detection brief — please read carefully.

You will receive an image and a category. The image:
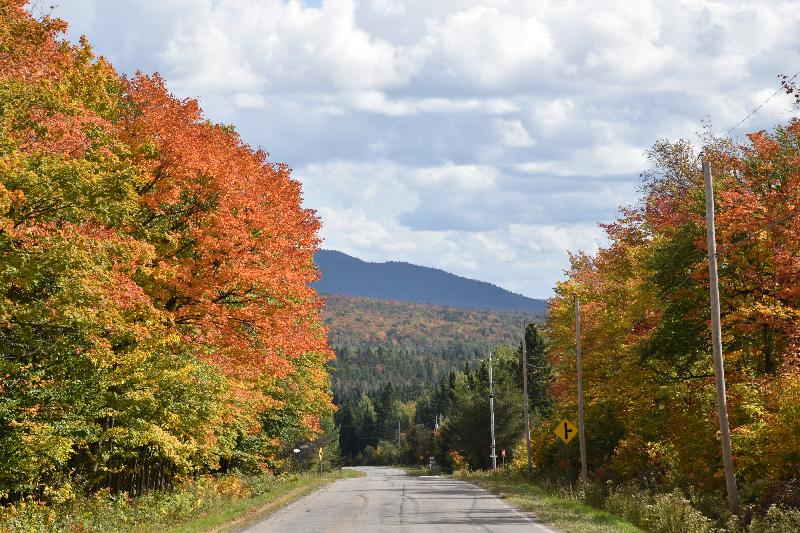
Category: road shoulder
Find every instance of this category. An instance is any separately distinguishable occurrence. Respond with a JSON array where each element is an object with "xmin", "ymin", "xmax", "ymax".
[
  {"xmin": 169, "ymin": 469, "xmax": 362, "ymax": 533},
  {"xmin": 454, "ymin": 471, "xmax": 642, "ymax": 533}
]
